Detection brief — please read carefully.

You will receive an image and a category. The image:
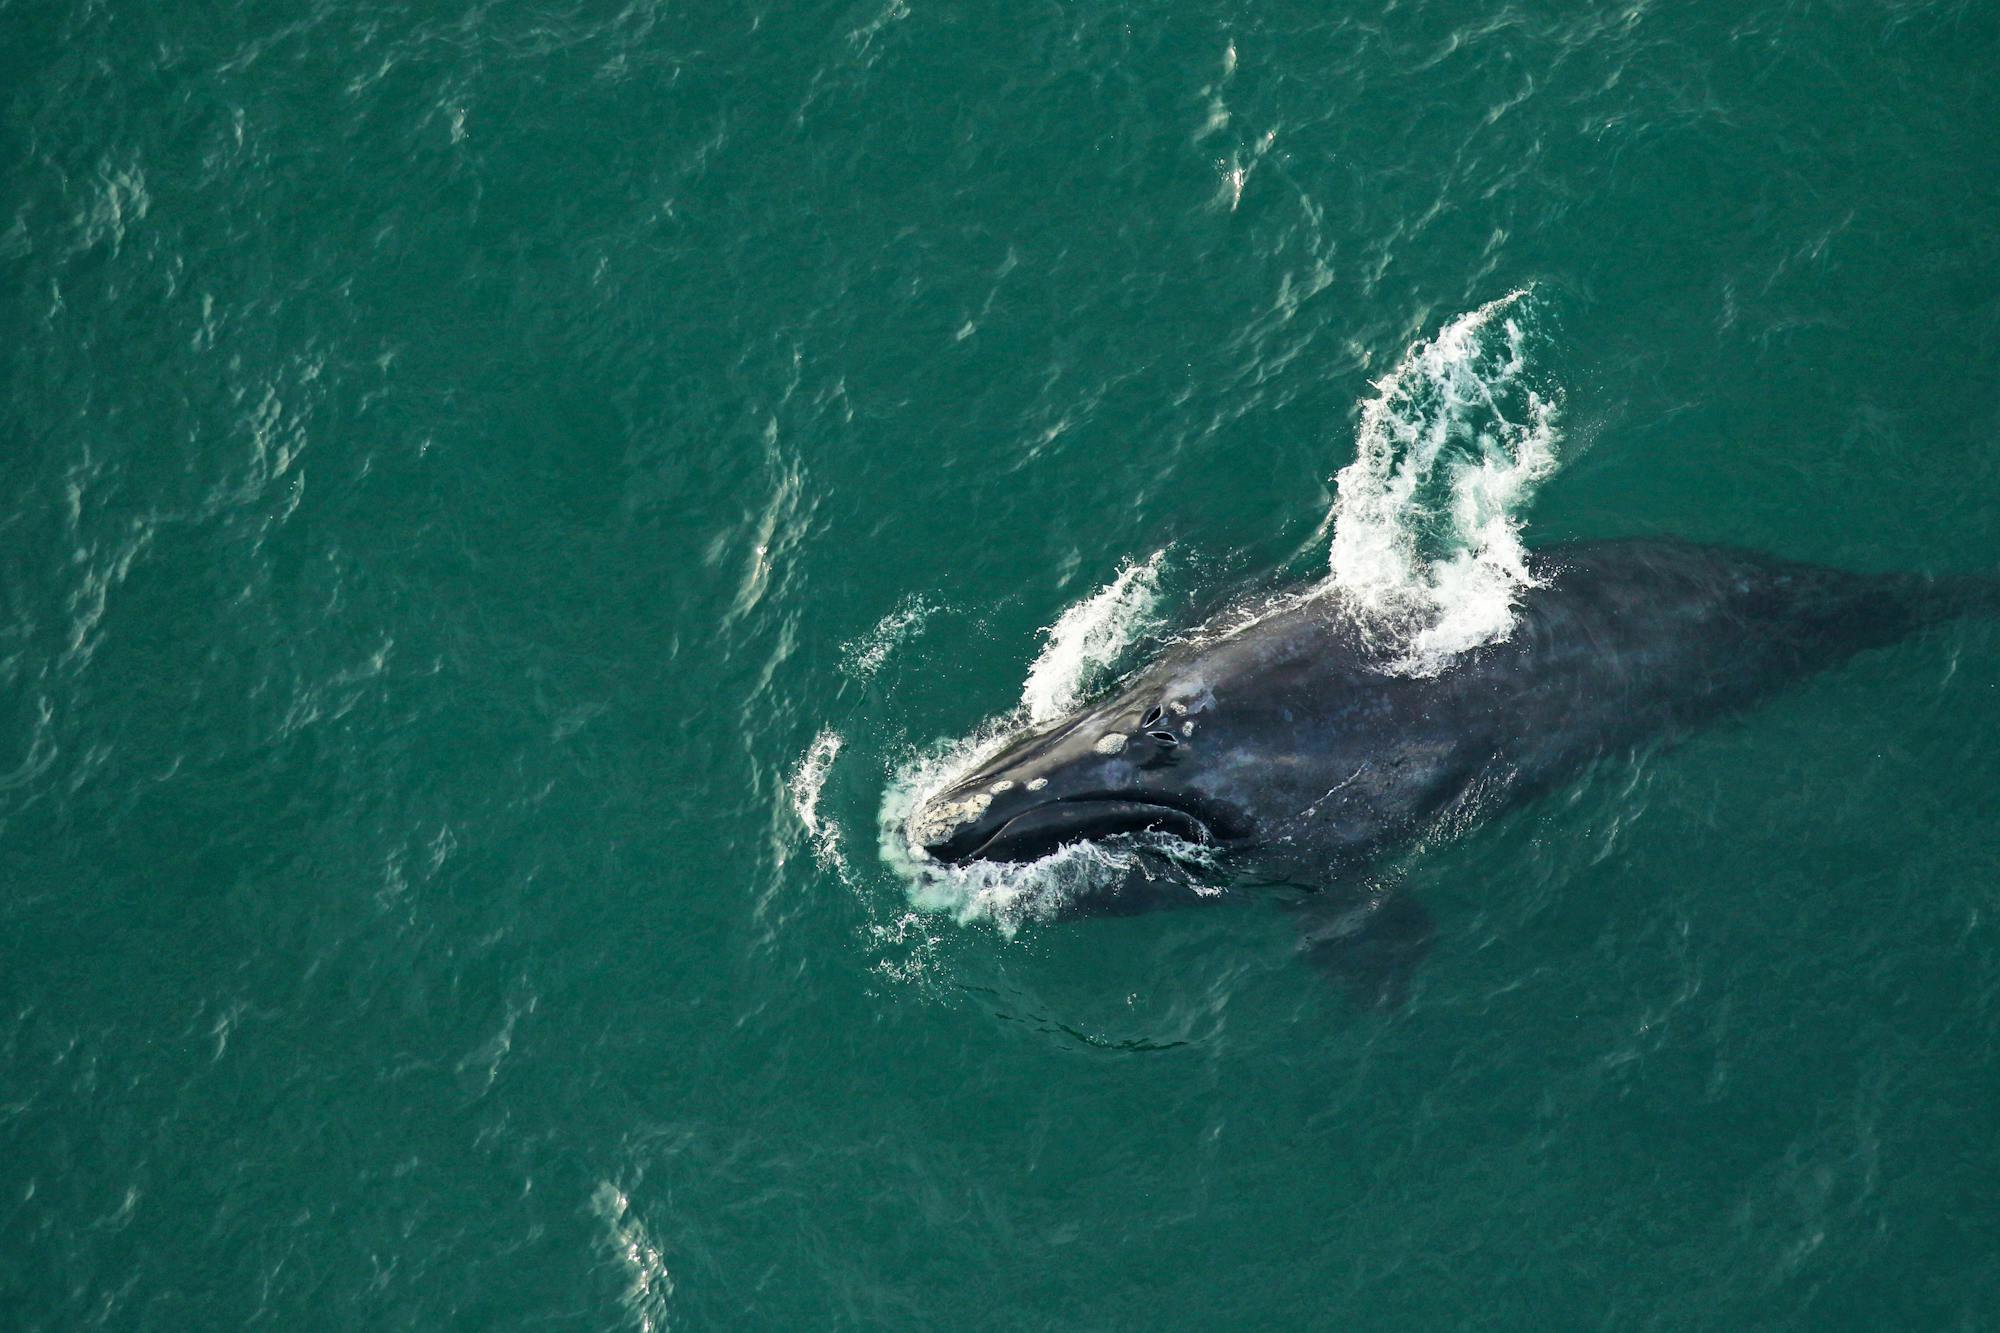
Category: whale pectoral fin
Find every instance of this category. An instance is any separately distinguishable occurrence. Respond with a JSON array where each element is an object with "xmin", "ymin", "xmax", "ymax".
[{"xmin": 1293, "ymin": 891, "xmax": 1435, "ymax": 1011}]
